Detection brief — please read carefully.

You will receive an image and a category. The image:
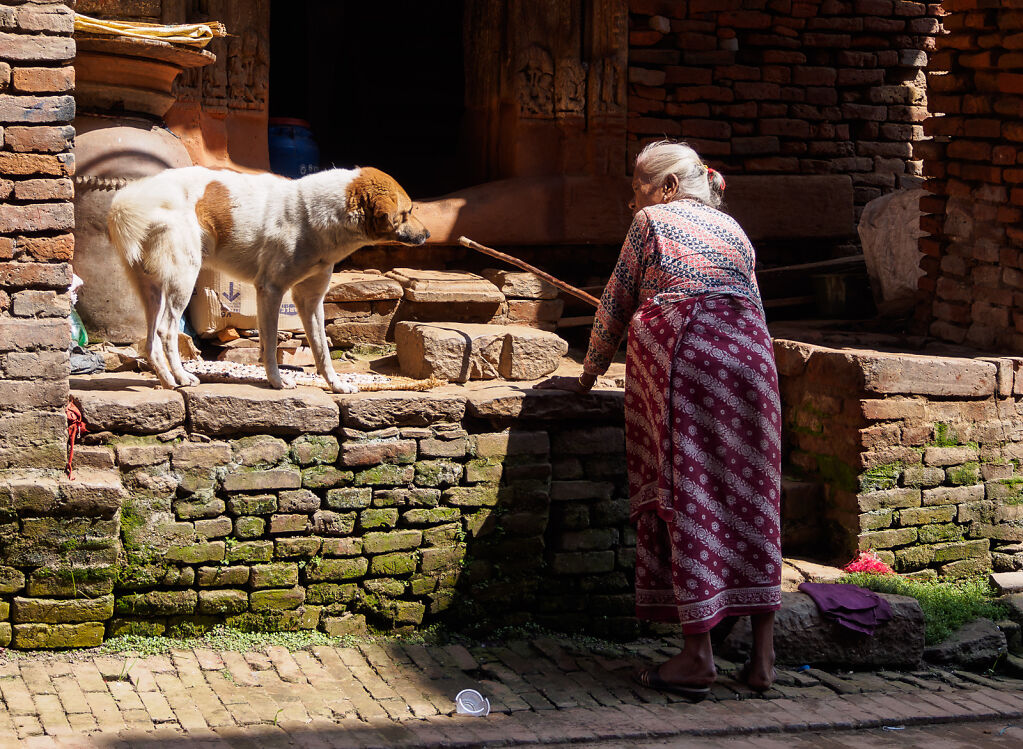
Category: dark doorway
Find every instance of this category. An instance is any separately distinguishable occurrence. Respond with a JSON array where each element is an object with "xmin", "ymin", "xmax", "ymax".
[{"xmin": 269, "ymin": 0, "xmax": 468, "ymax": 199}]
